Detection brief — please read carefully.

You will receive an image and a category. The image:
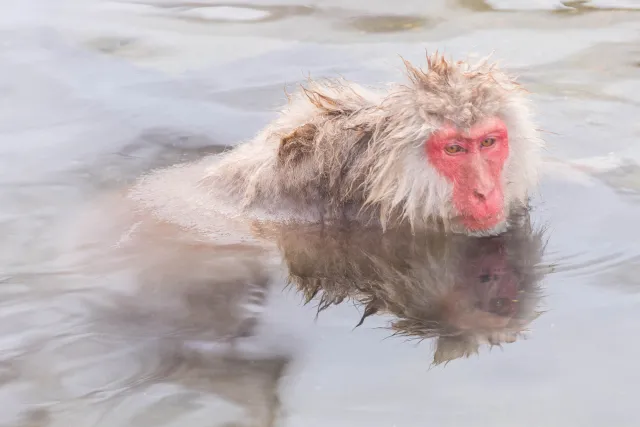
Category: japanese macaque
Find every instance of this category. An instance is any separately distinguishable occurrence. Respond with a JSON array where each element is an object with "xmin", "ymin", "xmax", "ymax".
[
  {"xmin": 32, "ymin": 49, "xmax": 547, "ymax": 425},
  {"xmin": 261, "ymin": 208, "xmax": 547, "ymax": 365},
  {"xmin": 127, "ymin": 52, "xmax": 543, "ymax": 237}
]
